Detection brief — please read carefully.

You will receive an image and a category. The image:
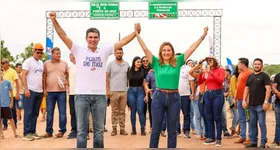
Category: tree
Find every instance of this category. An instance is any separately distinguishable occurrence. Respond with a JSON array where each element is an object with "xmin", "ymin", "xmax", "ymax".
[
  {"xmin": 1, "ymin": 40, "xmax": 14, "ymax": 62},
  {"xmin": 263, "ymin": 64, "xmax": 280, "ymax": 77},
  {"xmin": 15, "ymin": 43, "xmax": 49, "ymax": 63}
]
